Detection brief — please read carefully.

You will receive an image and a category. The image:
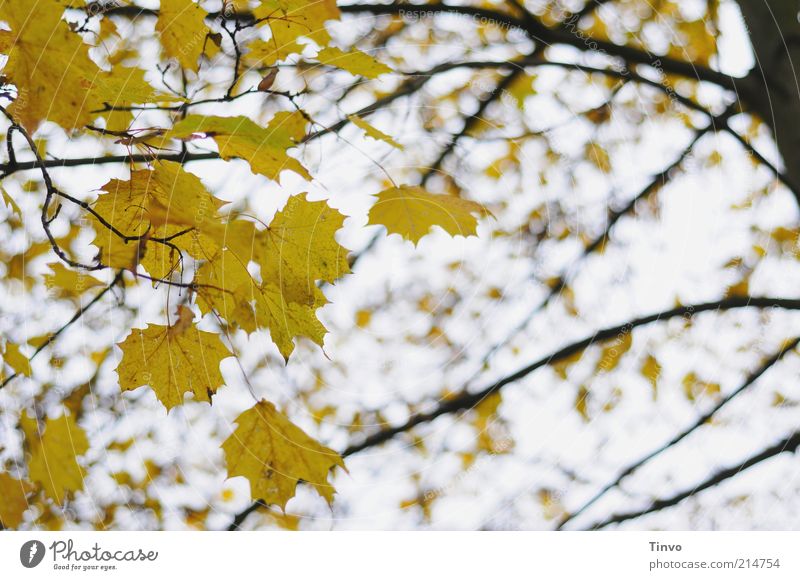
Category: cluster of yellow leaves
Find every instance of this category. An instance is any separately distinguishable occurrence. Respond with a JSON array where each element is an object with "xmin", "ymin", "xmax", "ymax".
[
  {"xmin": 0, "ymin": 0, "xmax": 180, "ymax": 132},
  {"xmin": 0, "ymin": 0, "xmax": 490, "ymax": 520}
]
